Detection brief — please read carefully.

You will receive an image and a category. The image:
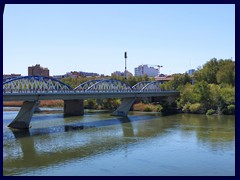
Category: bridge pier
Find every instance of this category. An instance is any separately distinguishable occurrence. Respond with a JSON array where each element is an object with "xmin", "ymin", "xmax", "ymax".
[
  {"xmin": 64, "ymin": 100, "xmax": 84, "ymax": 117},
  {"xmin": 34, "ymin": 100, "xmax": 41, "ymax": 112},
  {"xmin": 111, "ymin": 98, "xmax": 136, "ymax": 116},
  {"xmin": 8, "ymin": 101, "xmax": 38, "ymax": 129}
]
